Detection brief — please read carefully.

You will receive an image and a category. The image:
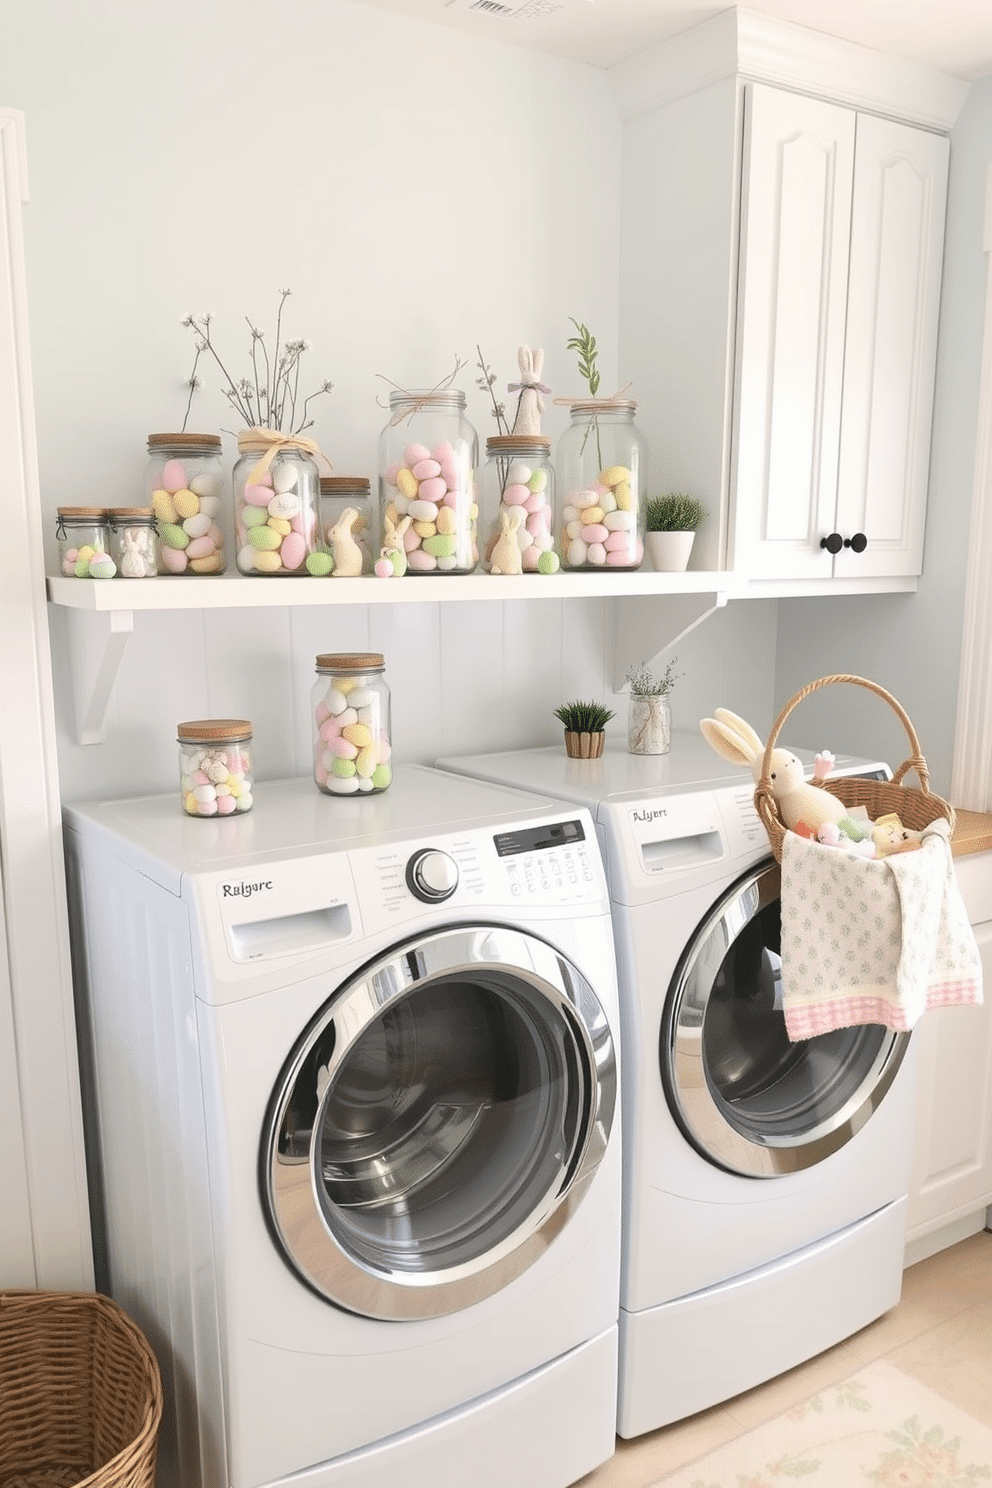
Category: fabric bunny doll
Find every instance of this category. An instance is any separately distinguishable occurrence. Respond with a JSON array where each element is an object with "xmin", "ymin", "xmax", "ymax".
[{"xmin": 700, "ymin": 707, "xmax": 848, "ymax": 835}]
